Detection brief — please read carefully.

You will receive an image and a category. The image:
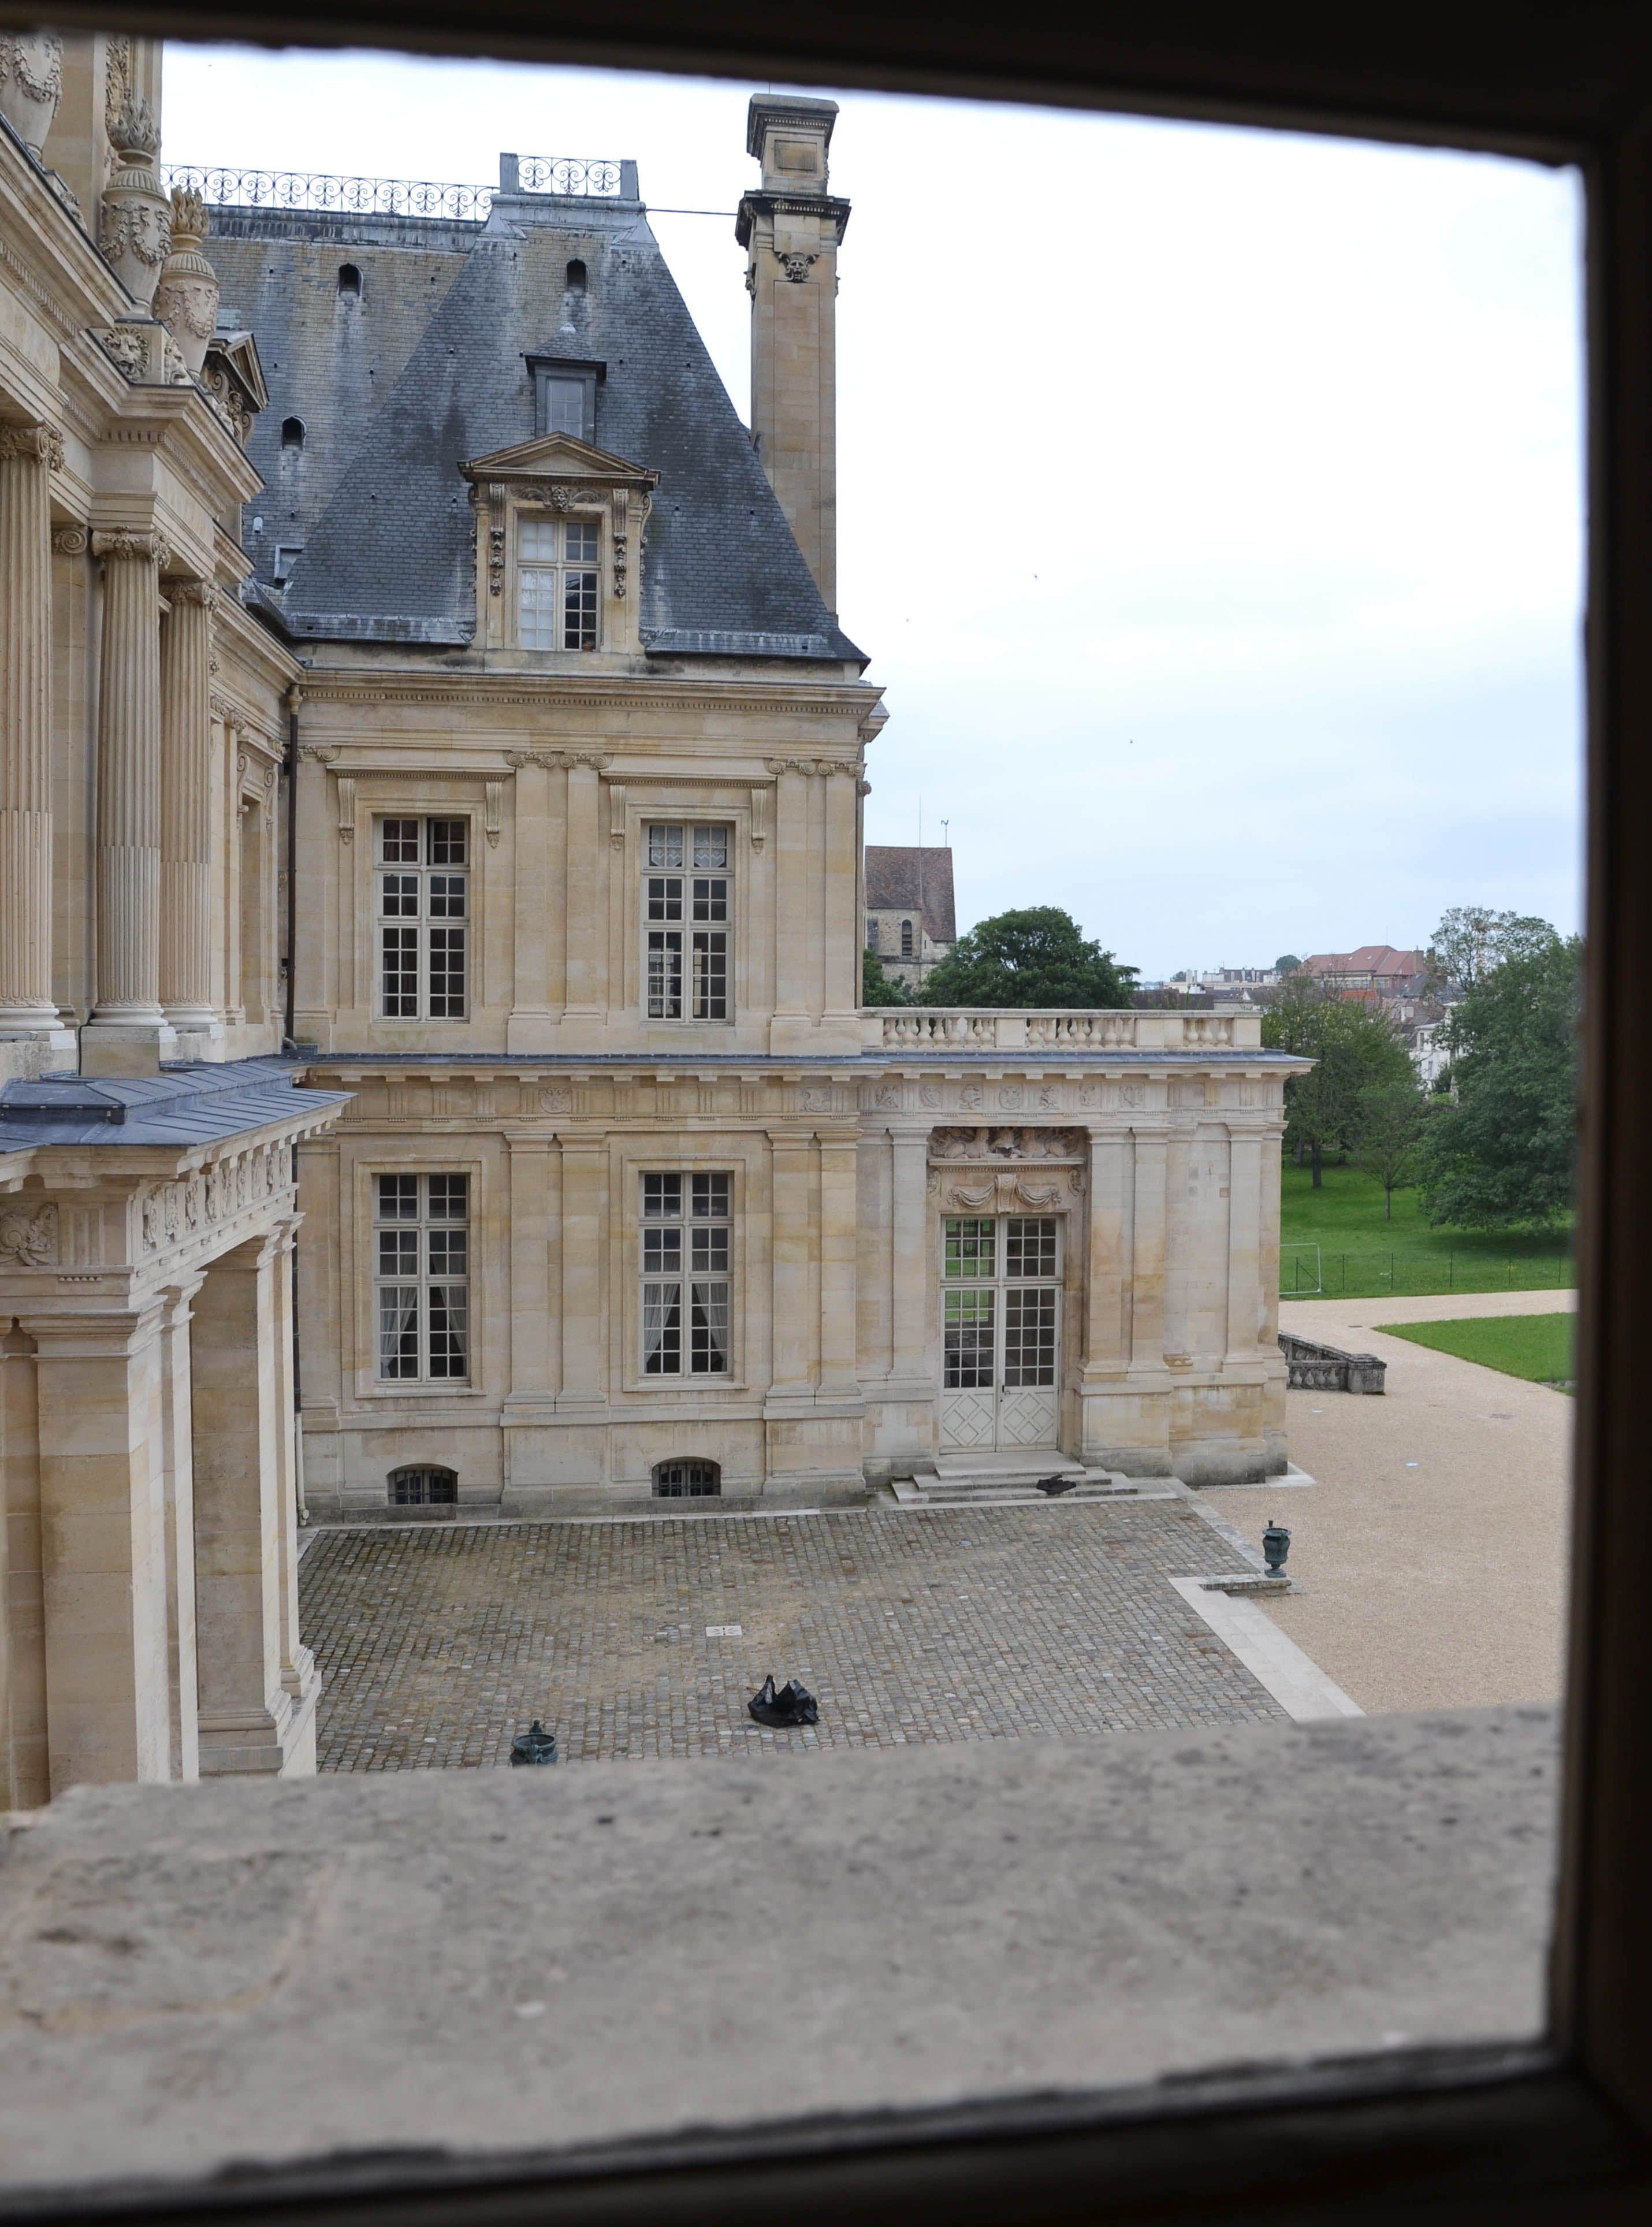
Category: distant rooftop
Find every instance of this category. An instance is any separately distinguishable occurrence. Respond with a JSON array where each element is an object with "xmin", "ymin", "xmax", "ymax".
[{"xmin": 865, "ymin": 846, "xmax": 957, "ymax": 945}]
